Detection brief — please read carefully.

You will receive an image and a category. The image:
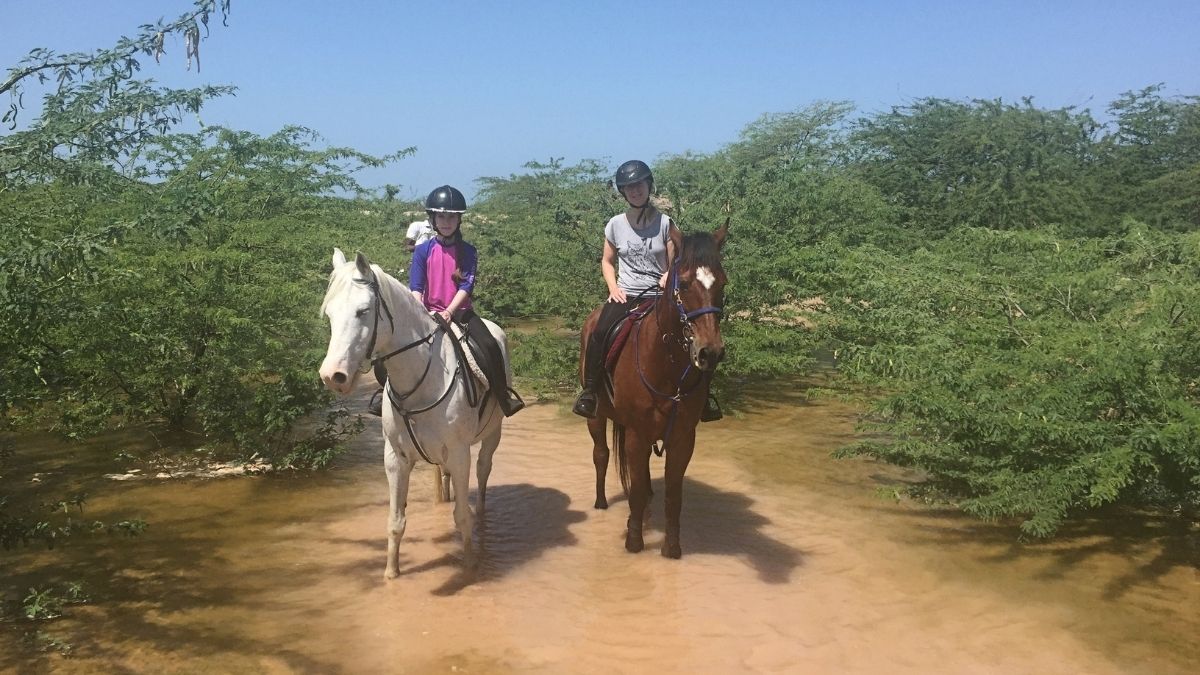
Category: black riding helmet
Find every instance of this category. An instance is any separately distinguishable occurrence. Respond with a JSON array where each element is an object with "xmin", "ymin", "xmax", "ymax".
[
  {"xmin": 425, "ymin": 185, "xmax": 467, "ymax": 241},
  {"xmin": 614, "ymin": 160, "xmax": 653, "ymax": 194},
  {"xmin": 425, "ymin": 185, "xmax": 468, "ymax": 214},
  {"xmin": 615, "ymin": 160, "xmax": 654, "ymax": 217}
]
